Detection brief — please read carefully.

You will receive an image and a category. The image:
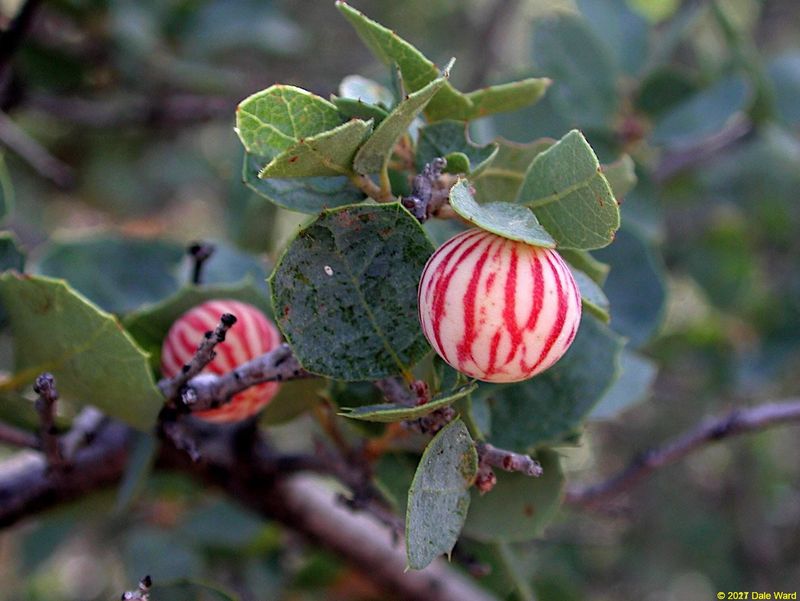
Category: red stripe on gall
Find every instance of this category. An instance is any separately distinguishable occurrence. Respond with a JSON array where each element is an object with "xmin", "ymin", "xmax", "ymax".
[{"xmin": 418, "ymin": 229, "xmax": 582, "ymax": 383}]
